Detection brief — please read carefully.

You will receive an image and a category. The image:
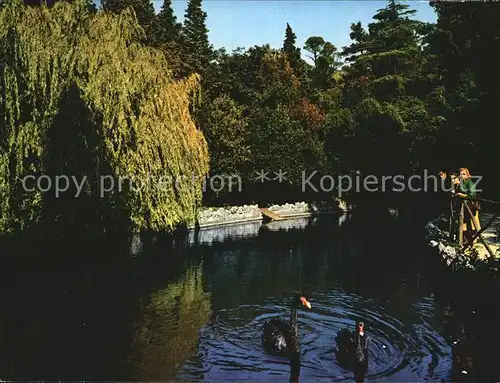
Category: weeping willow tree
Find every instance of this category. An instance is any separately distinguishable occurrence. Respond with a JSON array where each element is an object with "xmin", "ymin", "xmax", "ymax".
[{"xmin": 0, "ymin": 0, "xmax": 209, "ymax": 234}]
